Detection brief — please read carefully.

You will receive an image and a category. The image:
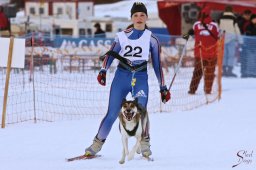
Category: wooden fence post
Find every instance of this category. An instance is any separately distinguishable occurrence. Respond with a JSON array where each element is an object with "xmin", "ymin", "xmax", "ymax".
[{"xmin": 1, "ymin": 36, "xmax": 15, "ymax": 128}]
